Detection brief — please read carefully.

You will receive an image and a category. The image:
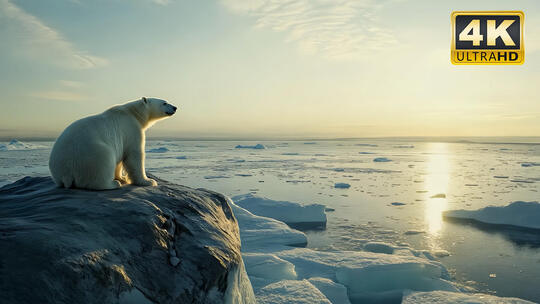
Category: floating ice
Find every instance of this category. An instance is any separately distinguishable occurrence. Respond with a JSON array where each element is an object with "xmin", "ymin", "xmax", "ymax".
[
  {"xmin": 356, "ymin": 143, "xmax": 378, "ymax": 147},
  {"xmin": 147, "ymin": 147, "xmax": 169, "ymax": 153},
  {"xmin": 402, "ymin": 290, "xmax": 534, "ymax": 304},
  {"xmin": 176, "ymin": 156, "xmax": 187, "ymax": 159},
  {"xmin": 391, "ymin": 202, "xmax": 406, "ymax": 206},
  {"xmin": 363, "ymin": 242, "xmax": 395, "ymax": 254},
  {"xmin": 0, "ymin": 139, "xmax": 45, "ymax": 151},
  {"xmin": 256, "ymin": 280, "xmax": 331, "ymax": 304},
  {"xmin": 308, "ymin": 277, "xmax": 351, "ymax": 304},
  {"xmin": 228, "ymin": 199, "xmax": 307, "ymax": 250},
  {"xmin": 359, "ymin": 152, "xmax": 375, "ymax": 154},
  {"xmin": 444, "ymin": 201, "xmax": 540, "ymax": 230},
  {"xmin": 521, "ymin": 162, "xmax": 540, "ymax": 167},
  {"xmin": 236, "ymin": 144, "xmax": 266, "ymax": 149},
  {"xmin": 394, "ymin": 145, "xmax": 414, "ymax": 148},
  {"xmin": 430, "ymin": 193, "xmax": 446, "ymax": 199},
  {"xmin": 232, "ymin": 194, "xmax": 326, "ymax": 230},
  {"xmin": 373, "ymin": 157, "xmax": 392, "ymax": 162},
  {"xmin": 334, "ymin": 183, "xmax": 351, "ymax": 189}
]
